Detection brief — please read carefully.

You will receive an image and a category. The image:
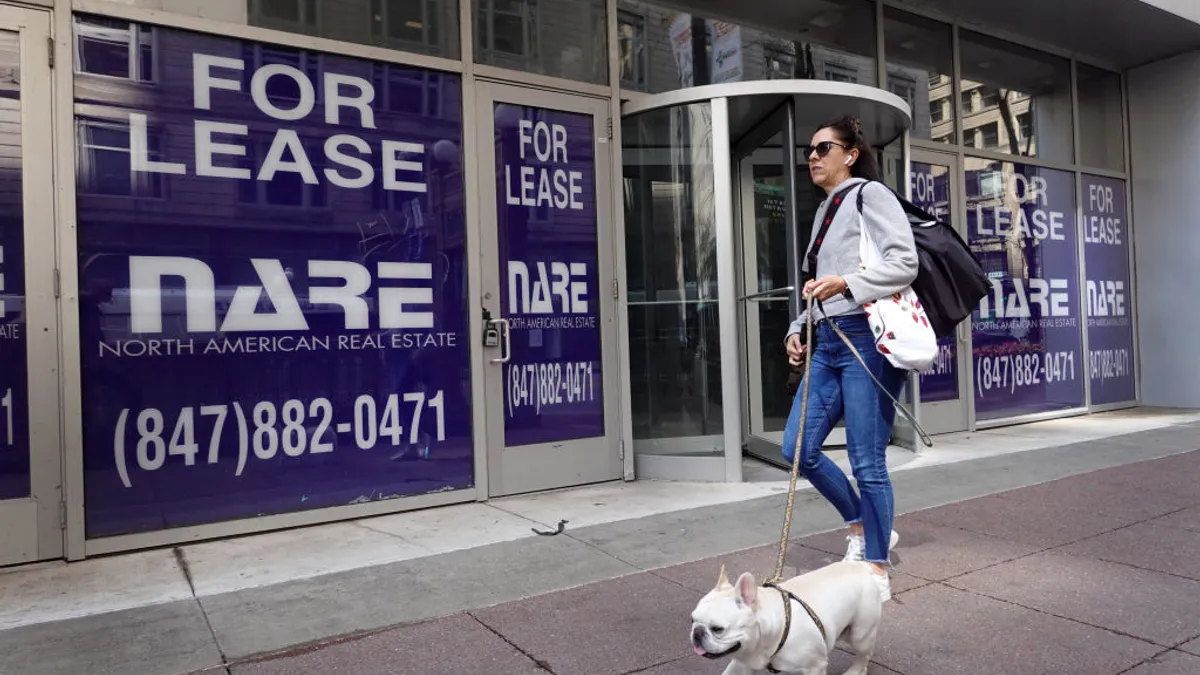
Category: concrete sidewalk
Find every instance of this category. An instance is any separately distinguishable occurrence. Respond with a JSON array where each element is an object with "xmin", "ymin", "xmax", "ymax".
[
  {"xmin": 3, "ymin": 410, "xmax": 1199, "ymax": 675},
  {"xmin": 206, "ymin": 449, "xmax": 1200, "ymax": 675}
]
